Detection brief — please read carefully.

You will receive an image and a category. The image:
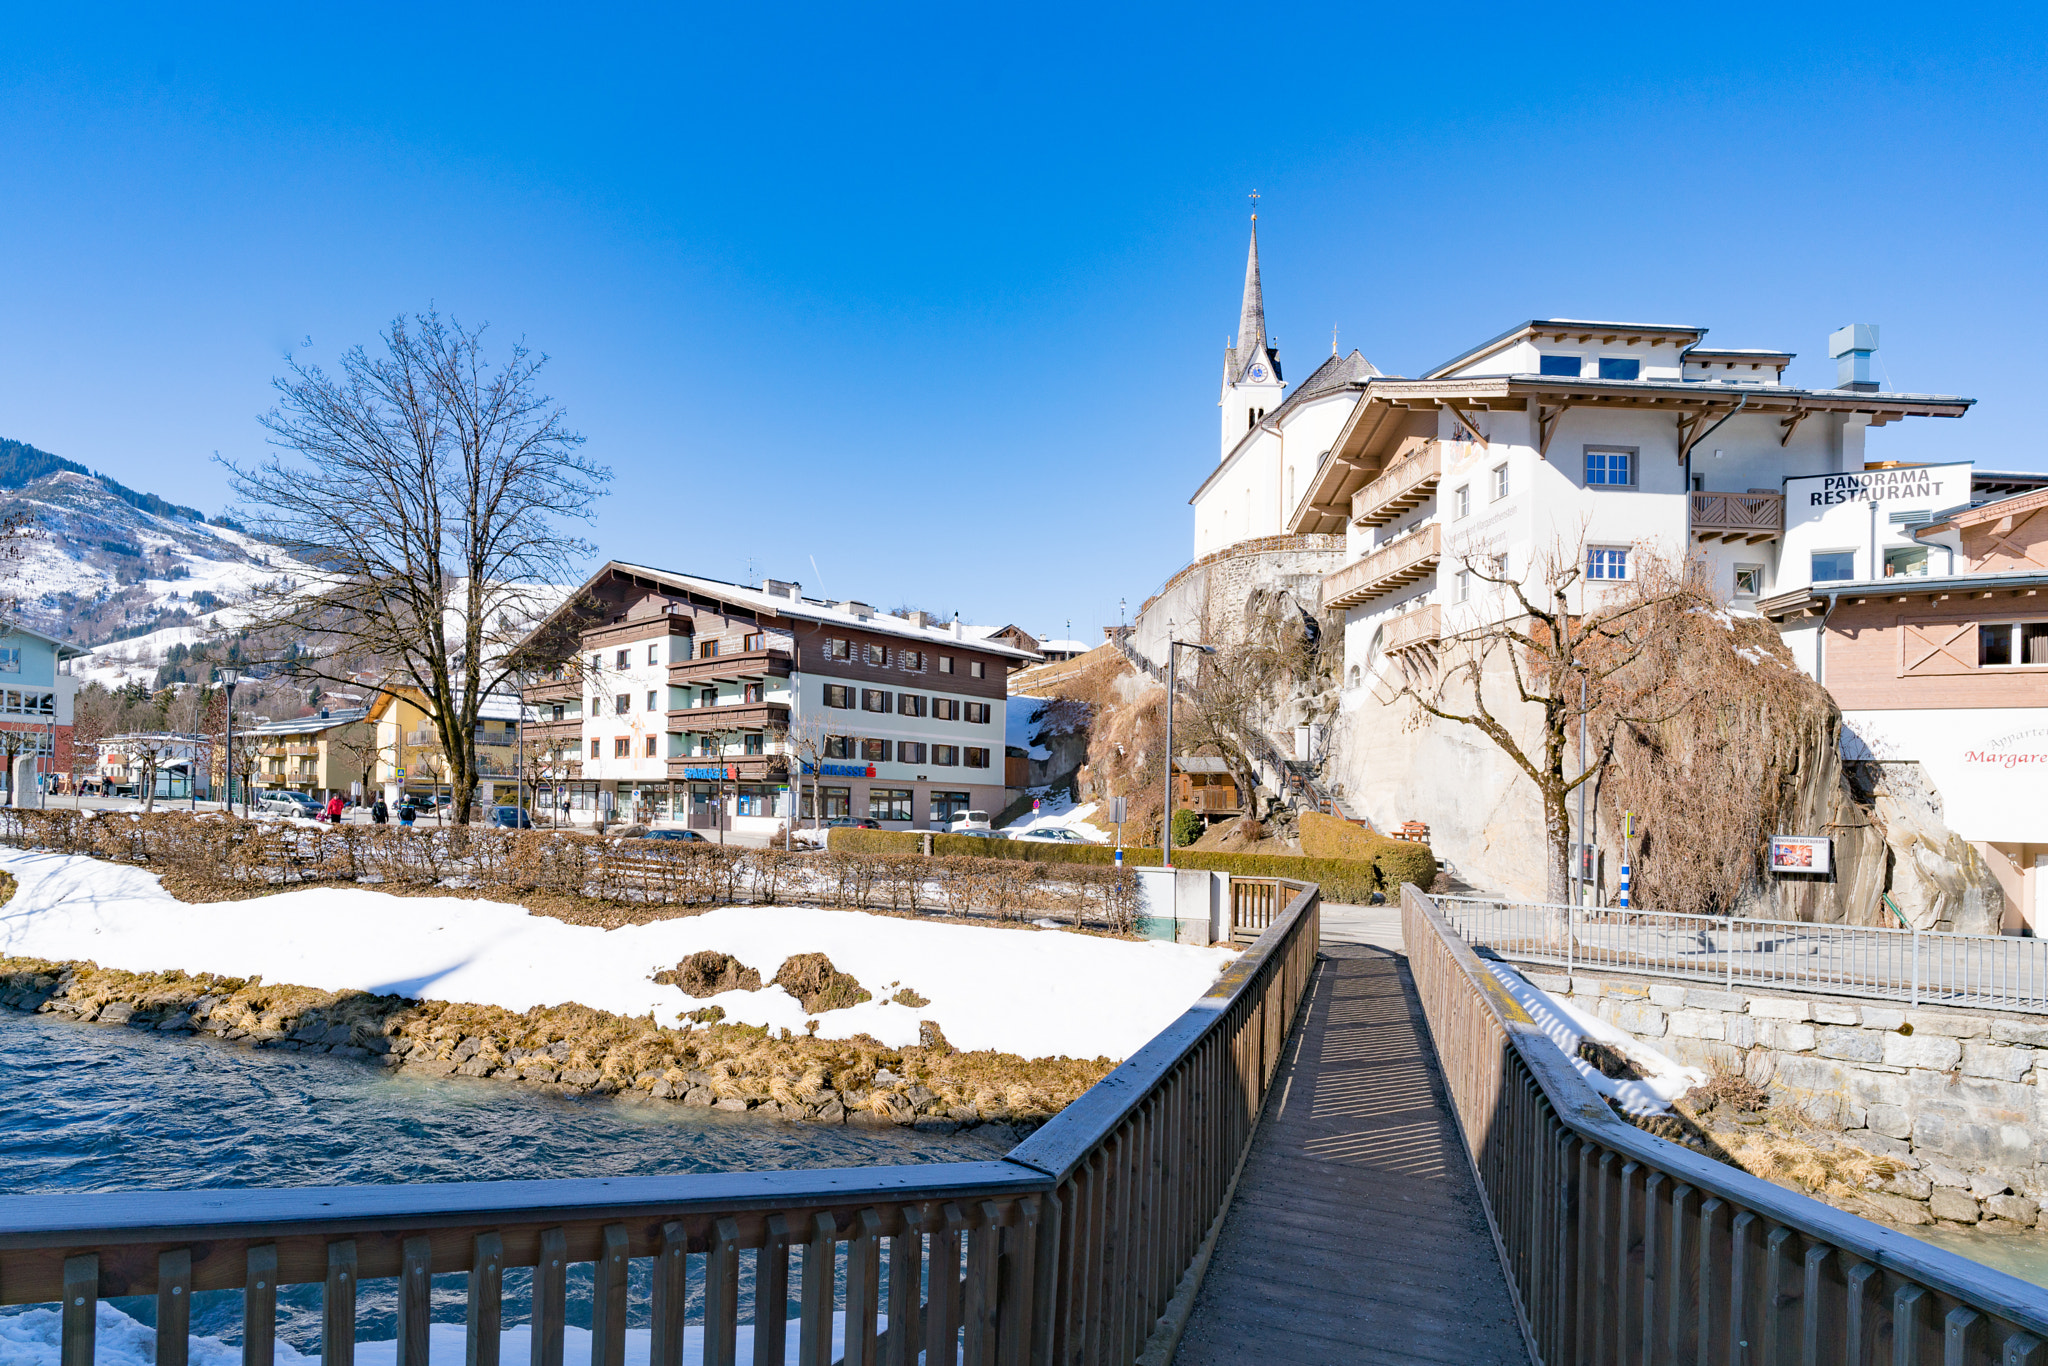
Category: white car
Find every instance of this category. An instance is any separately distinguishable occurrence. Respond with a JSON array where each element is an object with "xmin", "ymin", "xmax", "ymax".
[
  {"xmin": 1010, "ymin": 827, "xmax": 1090, "ymax": 843},
  {"xmin": 948, "ymin": 811, "xmax": 992, "ymax": 831}
]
